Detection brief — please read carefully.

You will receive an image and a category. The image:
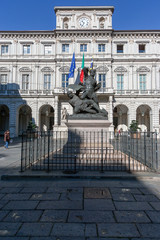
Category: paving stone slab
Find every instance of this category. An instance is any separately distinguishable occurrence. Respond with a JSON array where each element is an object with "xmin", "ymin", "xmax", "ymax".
[
  {"xmin": 114, "ymin": 202, "xmax": 153, "ymax": 211},
  {"xmin": 37, "ymin": 200, "xmax": 82, "ymax": 210},
  {"xmin": 109, "ymin": 188, "xmax": 141, "ymax": 194},
  {"xmin": 0, "ymin": 200, "xmax": 9, "ymax": 209},
  {"xmin": 146, "ymin": 211, "xmax": 160, "ymax": 223},
  {"xmin": 60, "ymin": 192, "xmax": 83, "ymax": 201},
  {"xmin": 3, "ymin": 201, "xmax": 39, "ymax": 210},
  {"xmin": 0, "ymin": 193, "xmax": 5, "ymax": 200},
  {"xmin": 30, "ymin": 193, "xmax": 60, "ymax": 201},
  {"xmin": 0, "ymin": 188, "xmax": 22, "ymax": 193},
  {"xmin": 111, "ymin": 193, "xmax": 135, "ymax": 201},
  {"xmin": 51, "ymin": 223, "xmax": 85, "ymax": 237},
  {"xmin": 87, "ymin": 238, "xmax": 128, "ymax": 240},
  {"xmin": 114, "ymin": 211, "xmax": 150, "ymax": 223},
  {"xmin": 98, "ymin": 223, "xmax": 140, "ymax": 238},
  {"xmin": 3, "ymin": 210, "xmax": 43, "ymax": 222},
  {"xmin": 2, "ymin": 193, "xmax": 32, "ymax": 201},
  {"xmin": 0, "ymin": 238, "xmax": 29, "ymax": 240},
  {"xmin": 137, "ymin": 224, "xmax": 160, "ymax": 238},
  {"xmin": 0, "ymin": 222, "xmax": 21, "ymax": 236},
  {"xmin": 68, "ymin": 210, "xmax": 115, "ymax": 223},
  {"xmin": 0, "ymin": 210, "xmax": 9, "ymax": 221},
  {"xmin": 40, "ymin": 210, "xmax": 68, "ymax": 222},
  {"xmin": 20, "ymin": 187, "xmax": 47, "ymax": 193},
  {"xmin": 85, "ymin": 224, "xmax": 97, "ymax": 237},
  {"xmin": 84, "ymin": 188, "xmax": 111, "ymax": 199},
  {"xmin": 133, "ymin": 194, "xmax": 160, "ymax": 202},
  {"xmin": 84, "ymin": 199, "xmax": 115, "ymax": 210},
  {"xmin": 149, "ymin": 202, "xmax": 160, "ymax": 210},
  {"xmin": 139, "ymin": 188, "xmax": 156, "ymax": 195},
  {"xmin": 17, "ymin": 223, "xmax": 53, "ymax": 236},
  {"xmin": 31, "ymin": 238, "xmax": 85, "ymax": 240}
]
